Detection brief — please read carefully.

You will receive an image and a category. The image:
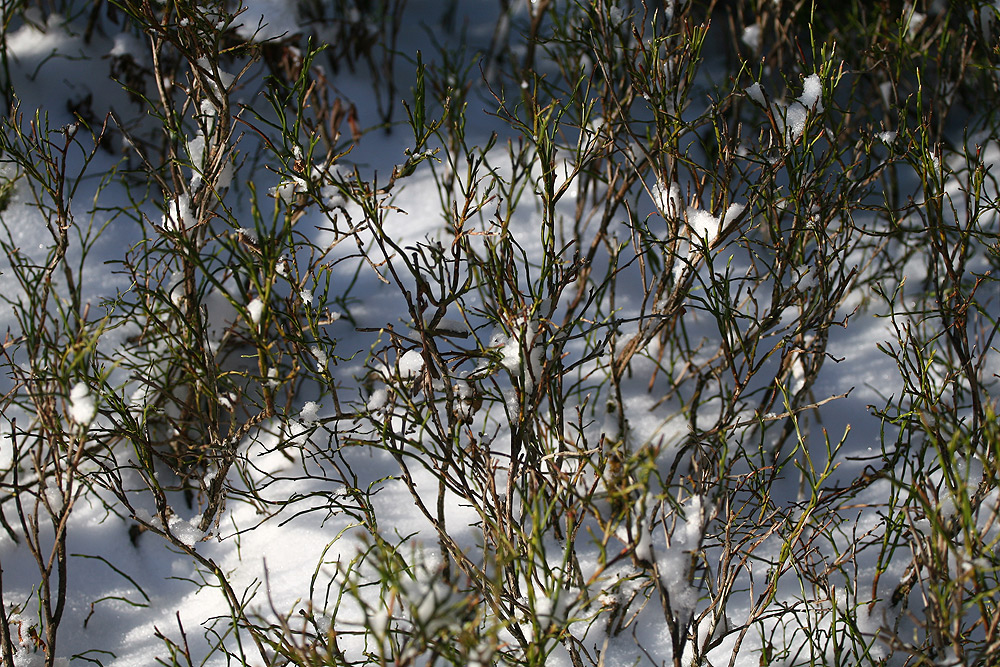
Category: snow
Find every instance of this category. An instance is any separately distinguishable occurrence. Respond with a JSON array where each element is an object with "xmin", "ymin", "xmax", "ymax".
[
  {"xmin": 653, "ymin": 178, "xmax": 683, "ymax": 217},
  {"xmin": 109, "ymin": 32, "xmax": 144, "ymax": 60},
  {"xmin": 233, "ymin": 0, "xmax": 301, "ymax": 42},
  {"xmin": 0, "ymin": 3, "xmax": 996, "ymax": 667},
  {"xmin": 161, "ymin": 194, "xmax": 195, "ymax": 231},
  {"xmin": 367, "ymin": 387, "xmax": 389, "ymax": 412},
  {"xmin": 741, "ymin": 24, "xmax": 762, "ymax": 52},
  {"xmin": 749, "ymin": 74, "xmax": 826, "ymax": 141},
  {"xmin": 195, "ymin": 57, "xmax": 235, "ymax": 94},
  {"xmin": 799, "ymin": 73, "xmax": 824, "ymax": 111},
  {"xmin": 722, "ymin": 202, "xmax": 745, "ymax": 227},
  {"xmin": 44, "ymin": 478, "xmax": 64, "ymax": 514},
  {"xmin": 68, "ymin": 381, "xmax": 97, "ymax": 425},
  {"xmin": 782, "ymin": 101, "xmax": 809, "ymax": 140},
  {"xmin": 299, "ymin": 401, "xmax": 320, "ymax": 424},
  {"xmin": 246, "ymin": 297, "xmax": 264, "ymax": 325},
  {"xmin": 310, "ymin": 344, "xmax": 328, "ymax": 371},
  {"xmin": 167, "ymin": 514, "xmax": 202, "ymax": 548},
  {"xmin": 687, "ymin": 207, "xmax": 721, "ymax": 242},
  {"xmin": 745, "ymin": 81, "xmax": 766, "ymax": 106},
  {"xmin": 498, "ymin": 320, "xmax": 543, "ymax": 394},
  {"xmin": 270, "ymin": 179, "xmax": 299, "ymax": 203},
  {"xmin": 398, "ymin": 349, "xmax": 425, "ymax": 378}
]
